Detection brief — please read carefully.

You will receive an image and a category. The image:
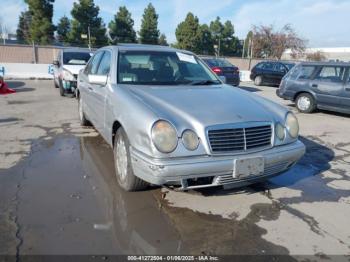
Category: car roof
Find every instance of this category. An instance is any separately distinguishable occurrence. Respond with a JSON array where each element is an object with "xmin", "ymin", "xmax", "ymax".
[
  {"xmin": 297, "ymin": 61, "xmax": 350, "ymax": 66},
  {"xmin": 103, "ymin": 44, "xmax": 193, "ymax": 54},
  {"xmin": 61, "ymin": 48, "xmax": 93, "ymax": 53}
]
